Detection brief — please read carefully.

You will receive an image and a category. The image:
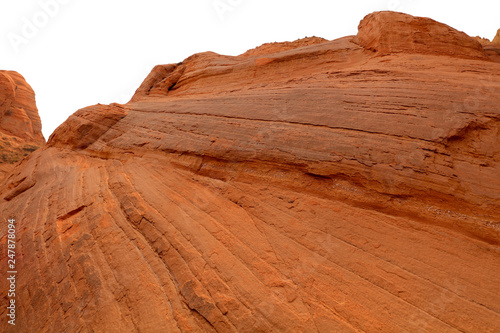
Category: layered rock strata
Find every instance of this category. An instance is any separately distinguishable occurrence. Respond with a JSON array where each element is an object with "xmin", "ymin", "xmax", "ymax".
[
  {"xmin": 1, "ymin": 11, "xmax": 499, "ymax": 333},
  {"xmin": 0, "ymin": 71, "xmax": 45, "ymax": 180}
]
